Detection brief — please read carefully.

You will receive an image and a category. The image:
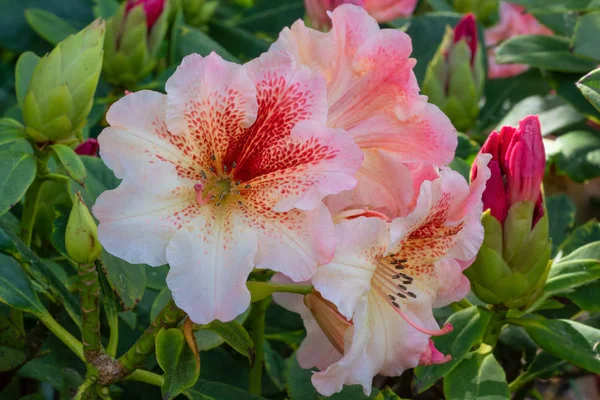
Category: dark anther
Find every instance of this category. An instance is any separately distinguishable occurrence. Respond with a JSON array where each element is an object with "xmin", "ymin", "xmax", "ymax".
[
  {"xmin": 245, "ymin": 184, "xmax": 251, "ymax": 189},
  {"xmin": 392, "ymin": 301, "xmax": 400, "ymax": 308},
  {"xmin": 388, "ymin": 294, "xmax": 395, "ymax": 300},
  {"xmin": 407, "ymin": 292, "xmax": 417, "ymax": 298},
  {"xmin": 211, "ymin": 154, "xmax": 216, "ymax": 161},
  {"xmin": 232, "ymin": 161, "xmax": 237, "ymax": 168},
  {"xmin": 398, "ymin": 284, "xmax": 407, "ymax": 290},
  {"xmin": 396, "ymin": 293, "xmax": 407, "ymax": 299},
  {"xmin": 216, "ymin": 202, "xmax": 221, "ymax": 207}
]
